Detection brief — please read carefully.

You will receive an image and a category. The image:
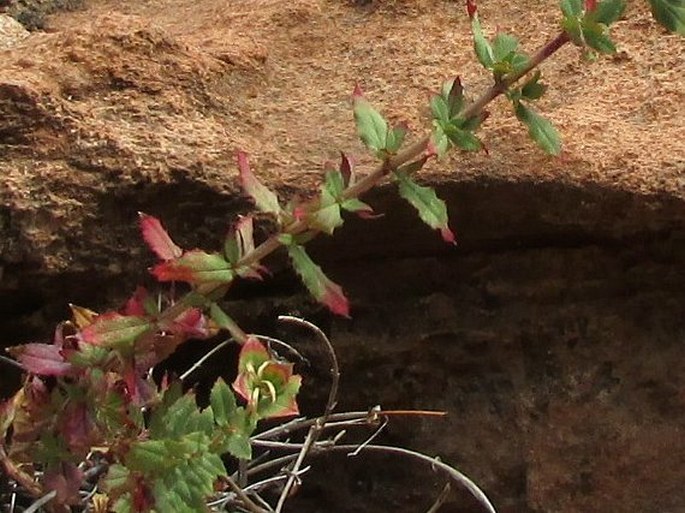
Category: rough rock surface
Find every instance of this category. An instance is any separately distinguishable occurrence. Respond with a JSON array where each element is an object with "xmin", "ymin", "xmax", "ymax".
[
  {"xmin": 0, "ymin": 0, "xmax": 684, "ymax": 512},
  {"xmin": 0, "ymin": 14, "xmax": 29, "ymax": 49}
]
